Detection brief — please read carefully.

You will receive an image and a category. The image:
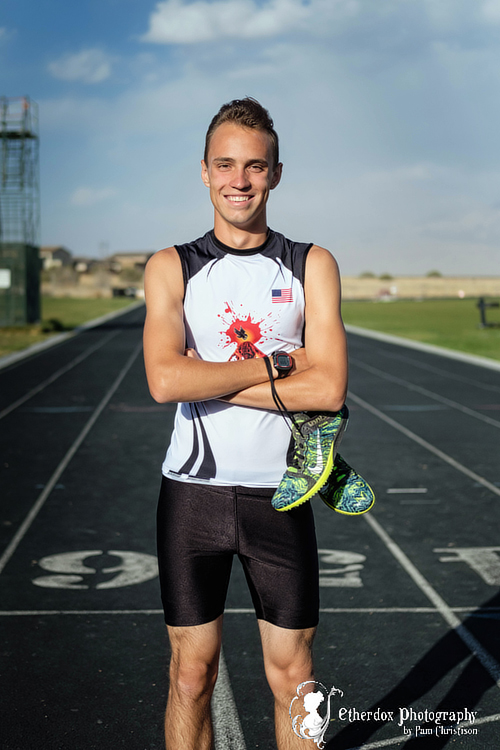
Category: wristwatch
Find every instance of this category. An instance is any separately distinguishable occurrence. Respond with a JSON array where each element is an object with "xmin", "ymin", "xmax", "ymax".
[{"xmin": 272, "ymin": 350, "xmax": 293, "ymax": 379}]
